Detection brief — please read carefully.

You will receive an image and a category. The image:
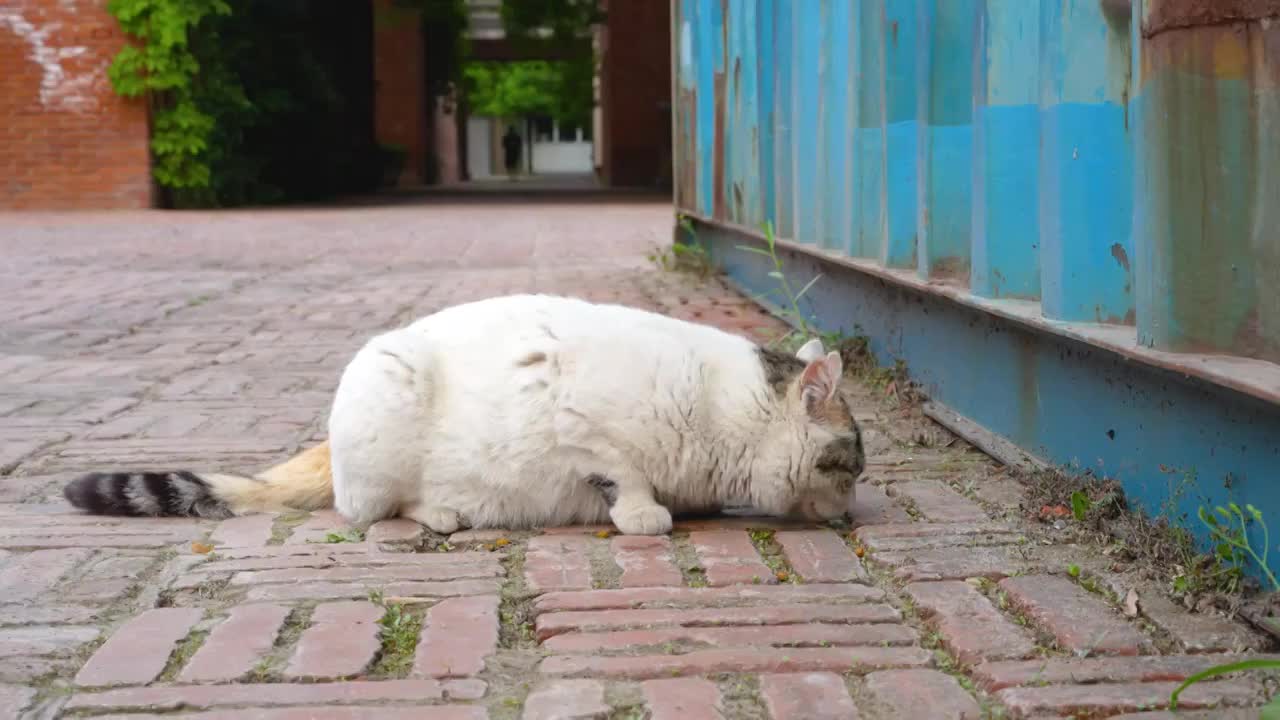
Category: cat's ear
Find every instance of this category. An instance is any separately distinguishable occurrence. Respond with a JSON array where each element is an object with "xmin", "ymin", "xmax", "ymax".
[
  {"xmin": 800, "ymin": 351, "xmax": 842, "ymax": 416},
  {"xmin": 795, "ymin": 337, "xmax": 826, "ymax": 363}
]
